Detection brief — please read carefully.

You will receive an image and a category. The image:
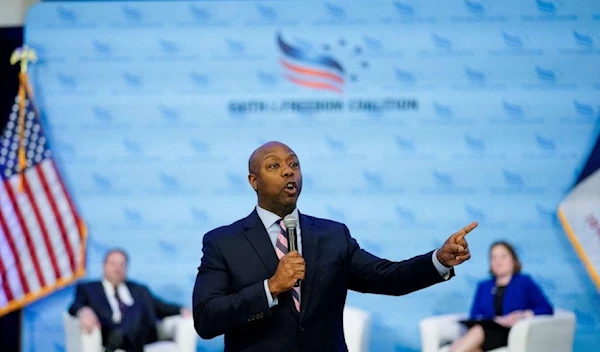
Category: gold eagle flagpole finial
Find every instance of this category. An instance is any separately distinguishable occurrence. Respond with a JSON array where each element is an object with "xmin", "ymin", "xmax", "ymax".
[{"xmin": 10, "ymin": 46, "xmax": 37, "ymax": 192}]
